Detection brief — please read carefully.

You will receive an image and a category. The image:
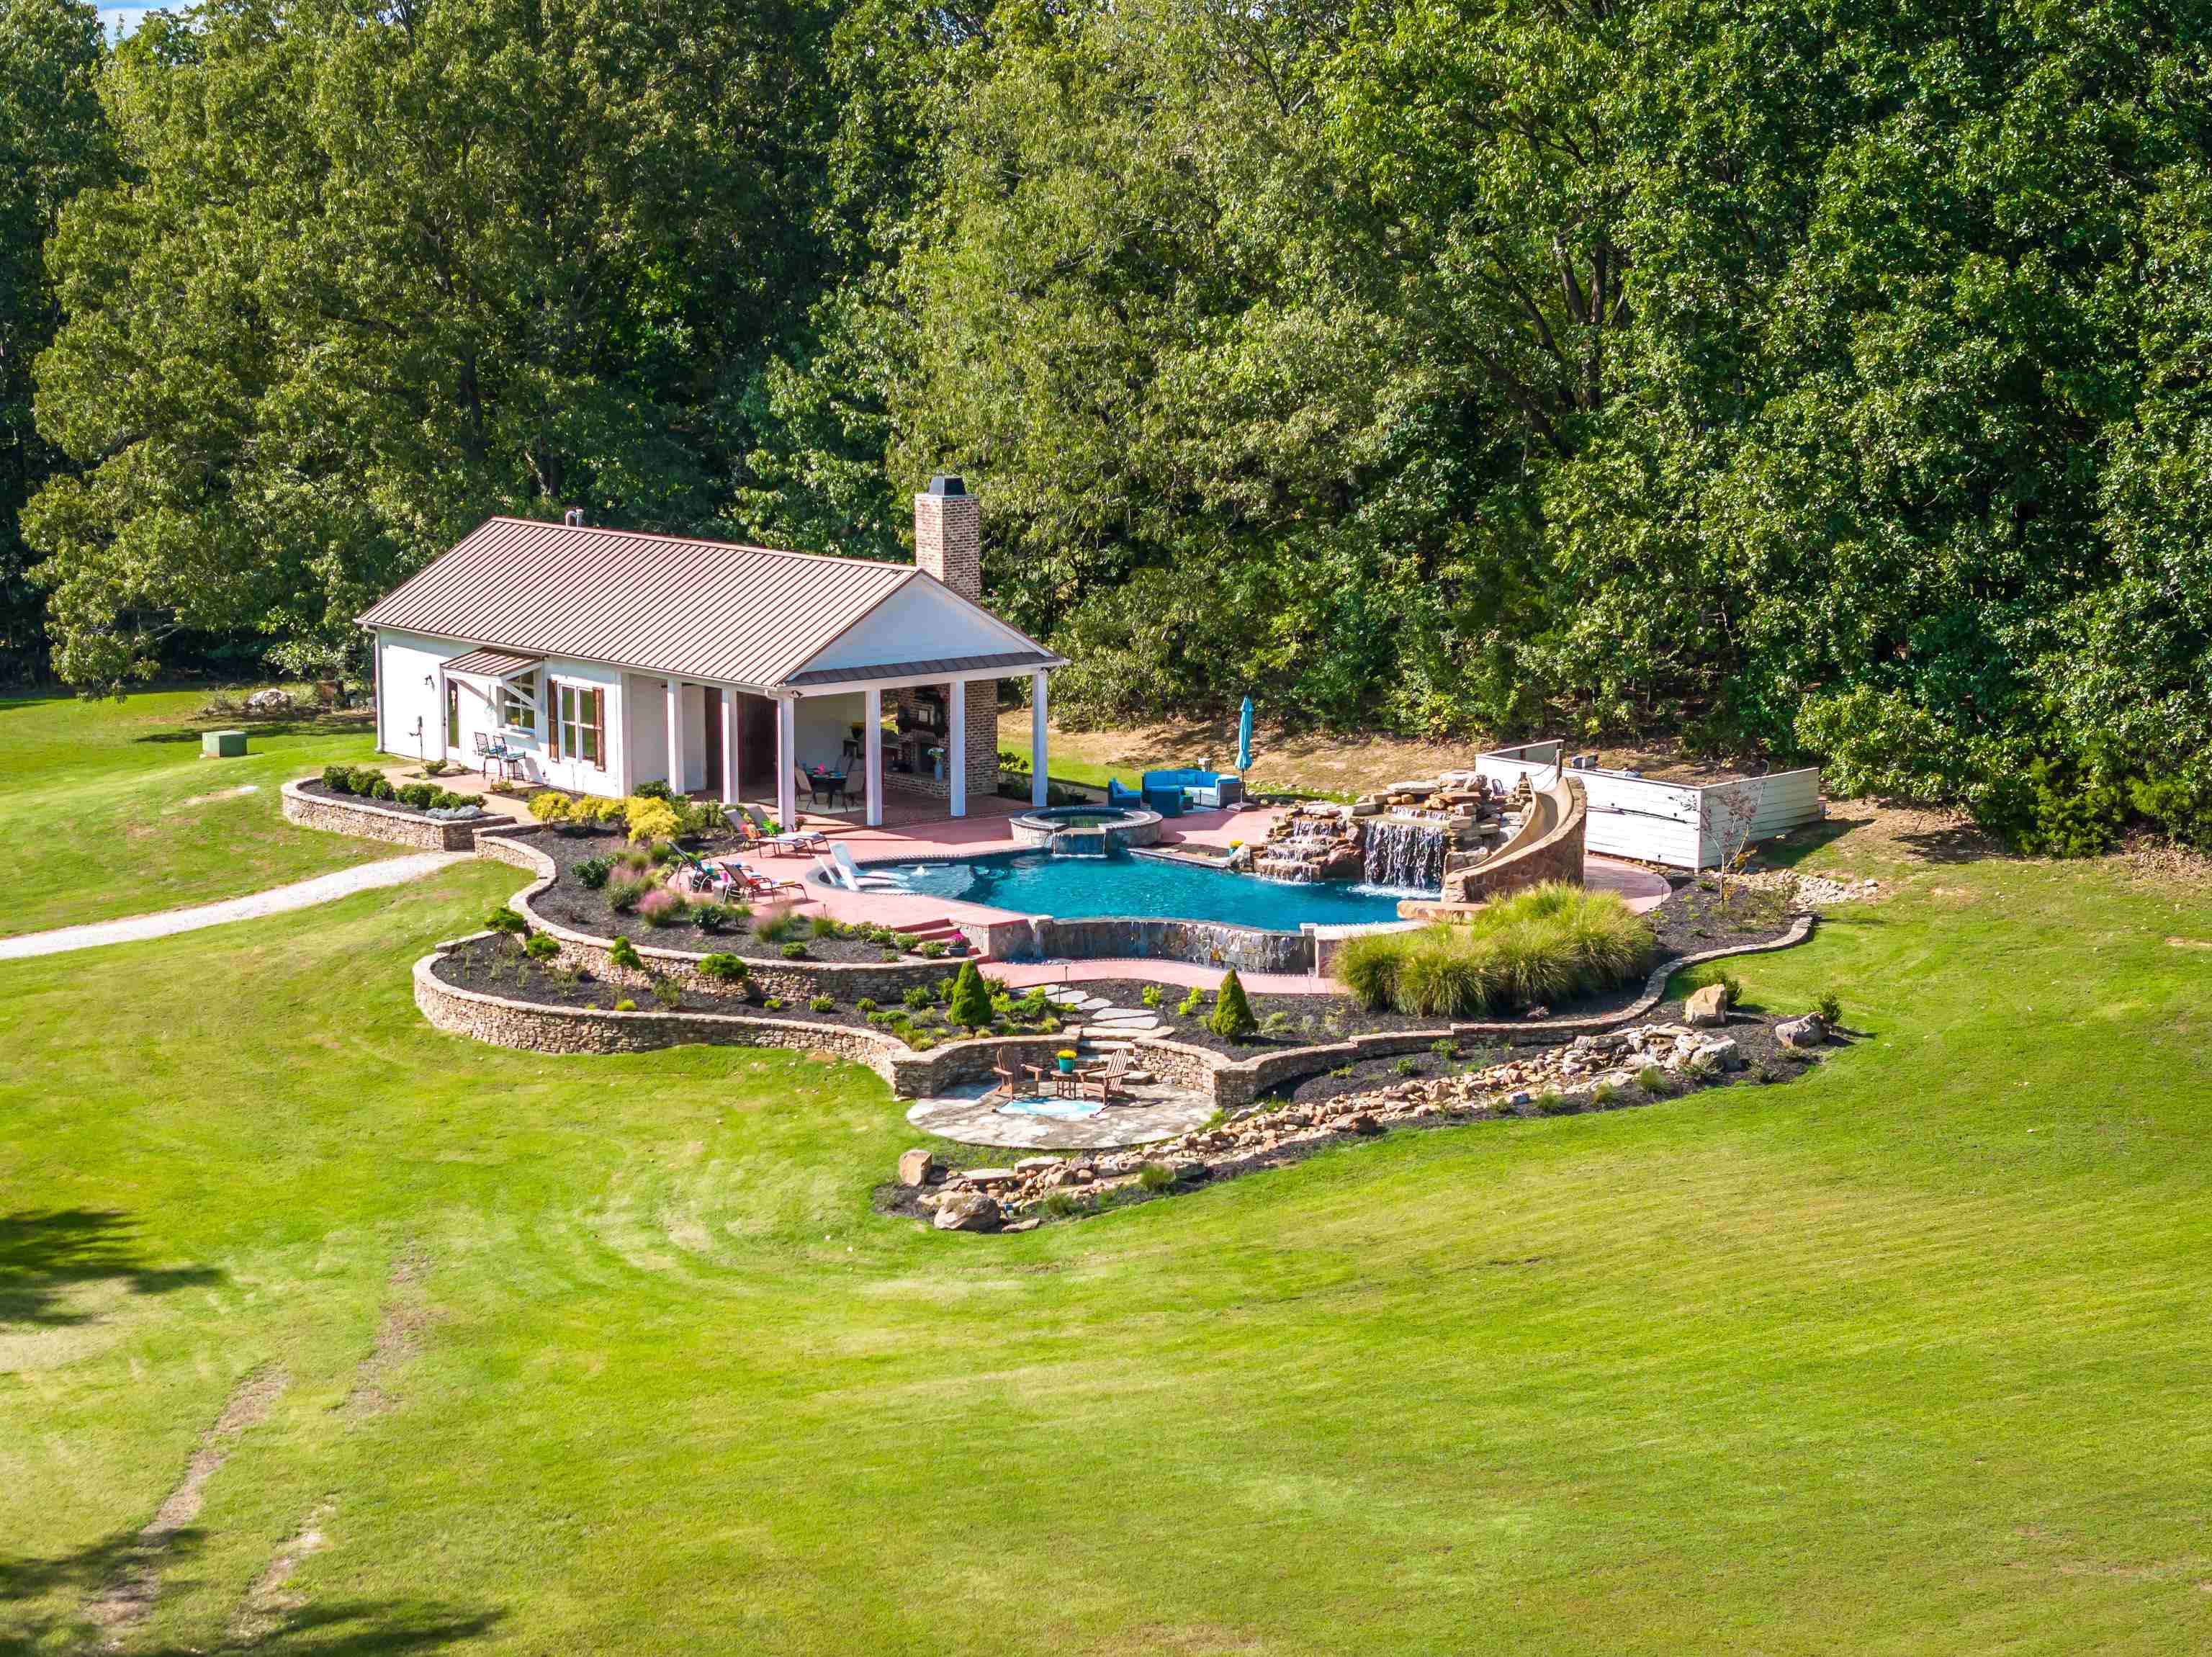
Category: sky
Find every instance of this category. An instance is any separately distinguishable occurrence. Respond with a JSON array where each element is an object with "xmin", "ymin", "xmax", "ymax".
[{"xmin": 100, "ymin": 4, "xmax": 158, "ymax": 37}]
